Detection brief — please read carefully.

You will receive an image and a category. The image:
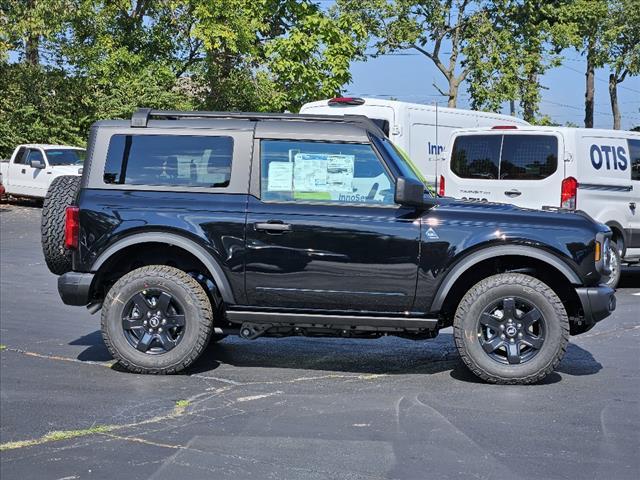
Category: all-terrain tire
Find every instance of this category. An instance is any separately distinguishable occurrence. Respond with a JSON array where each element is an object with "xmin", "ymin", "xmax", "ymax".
[
  {"xmin": 453, "ymin": 273, "xmax": 569, "ymax": 385},
  {"xmin": 102, "ymin": 265, "xmax": 214, "ymax": 374},
  {"xmin": 41, "ymin": 175, "xmax": 81, "ymax": 275}
]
